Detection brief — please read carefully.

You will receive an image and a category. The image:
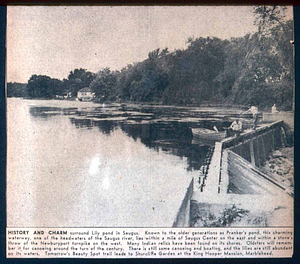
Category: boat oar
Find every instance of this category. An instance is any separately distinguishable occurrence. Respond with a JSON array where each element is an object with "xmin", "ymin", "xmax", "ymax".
[{"xmin": 213, "ymin": 126, "xmax": 219, "ymax": 133}]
